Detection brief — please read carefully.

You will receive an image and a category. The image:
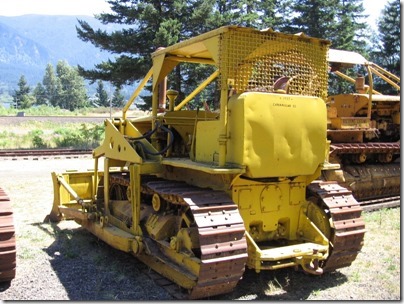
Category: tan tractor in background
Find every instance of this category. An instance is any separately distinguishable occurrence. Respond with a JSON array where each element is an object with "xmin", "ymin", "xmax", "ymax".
[{"xmin": 324, "ymin": 49, "xmax": 400, "ymax": 207}]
